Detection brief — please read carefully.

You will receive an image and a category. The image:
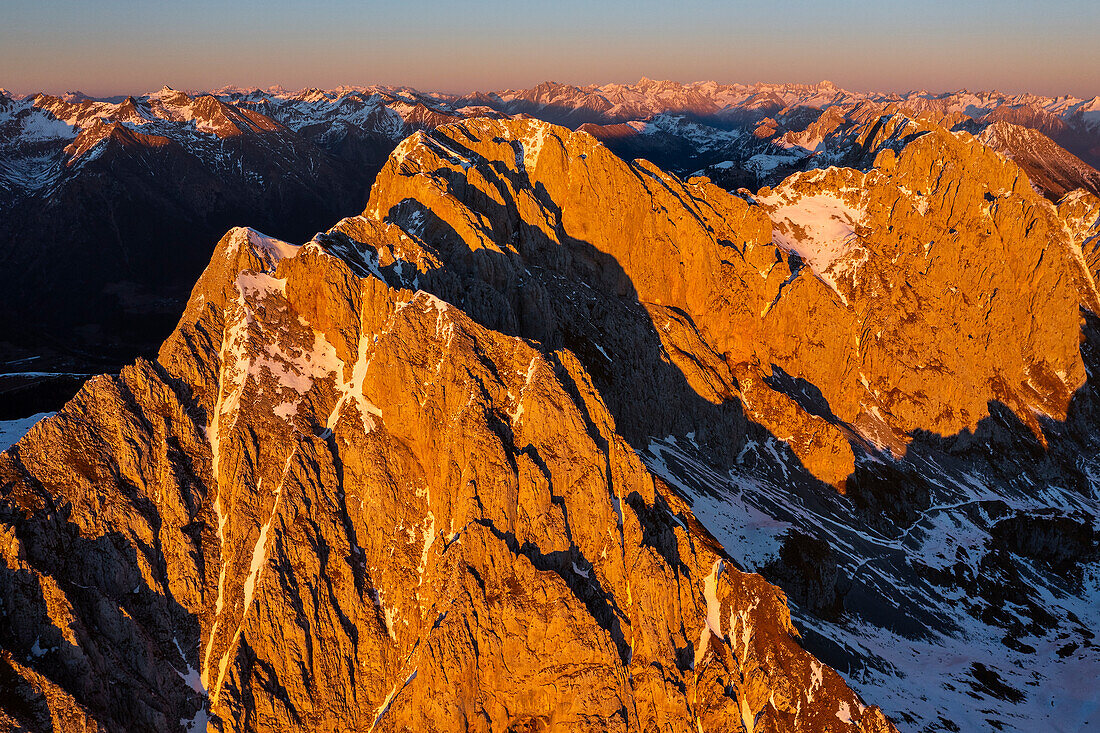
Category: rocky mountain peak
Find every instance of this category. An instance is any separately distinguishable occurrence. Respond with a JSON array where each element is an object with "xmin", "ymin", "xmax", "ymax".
[
  {"xmin": 361, "ymin": 117, "xmax": 1094, "ymax": 473},
  {"xmin": 1, "ymin": 151, "xmax": 899, "ymax": 729},
  {"xmin": 3, "ymin": 85, "xmax": 1100, "ymax": 733}
]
